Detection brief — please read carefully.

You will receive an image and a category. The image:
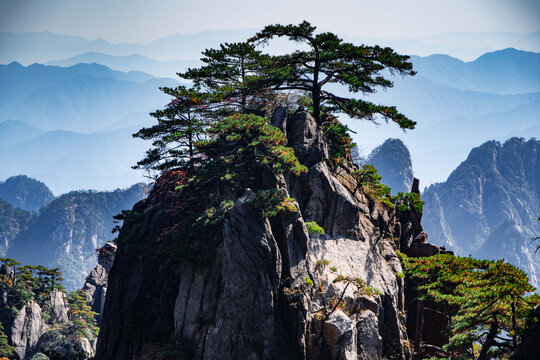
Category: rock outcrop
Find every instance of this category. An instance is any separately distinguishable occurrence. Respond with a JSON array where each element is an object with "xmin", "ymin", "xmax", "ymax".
[
  {"xmin": 11, "ymin": 301, "xmax": 46, "ymax": 360},
  {"xmin": 6, "ymin": 183, "xmax": 146, "ymax": 291},
  {"xmin": 96, "ymin": 109, "xmax": 444, "ymax": 359},
  {"xmin": 82, "ymin": 241, "xmax": 116, "ymax": 324}
]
